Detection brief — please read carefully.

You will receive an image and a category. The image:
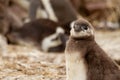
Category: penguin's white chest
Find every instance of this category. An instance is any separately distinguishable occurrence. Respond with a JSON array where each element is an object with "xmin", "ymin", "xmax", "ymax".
[{"xmin": 65, "ymin": 52, "xmax": 87, "ymax": 80}]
